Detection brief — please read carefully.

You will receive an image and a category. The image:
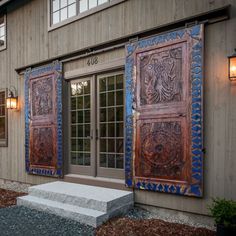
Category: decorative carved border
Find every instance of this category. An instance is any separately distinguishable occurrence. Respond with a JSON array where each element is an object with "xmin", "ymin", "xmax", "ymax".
[
  {"xmin": 125, "ymin": 25, "xmax": 204, "ymax": 197},
  {"xmin": 24, "ymin": 61, "xmax": 63, "ymax": 177}
]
